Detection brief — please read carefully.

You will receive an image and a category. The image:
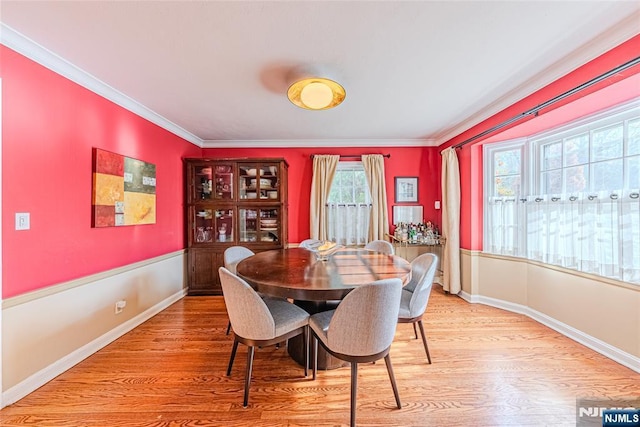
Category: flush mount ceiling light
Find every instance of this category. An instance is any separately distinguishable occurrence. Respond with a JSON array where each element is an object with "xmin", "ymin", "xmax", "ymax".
[{"xmin": 287, "ymin": 76, "xmax": 346, "ymax": 110}]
